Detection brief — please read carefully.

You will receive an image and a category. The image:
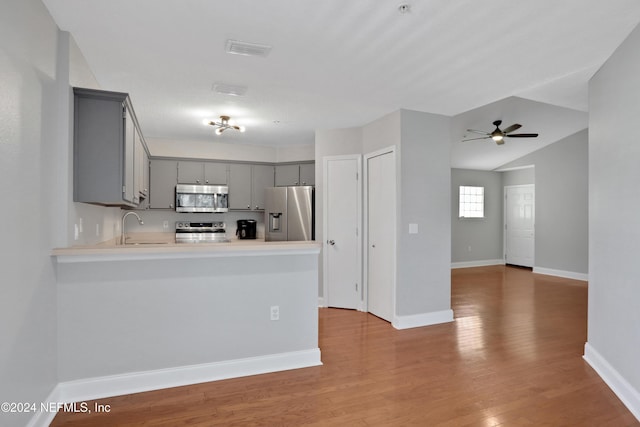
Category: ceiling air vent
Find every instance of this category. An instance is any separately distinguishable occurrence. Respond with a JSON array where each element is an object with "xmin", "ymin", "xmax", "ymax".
[
  {"xmin": 225, "ymin": 39, "xmax": 272, "ymax": 57},
  {"xmin": 212, "ymin": 82, "xmax": 248, "ymax": 97}
]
